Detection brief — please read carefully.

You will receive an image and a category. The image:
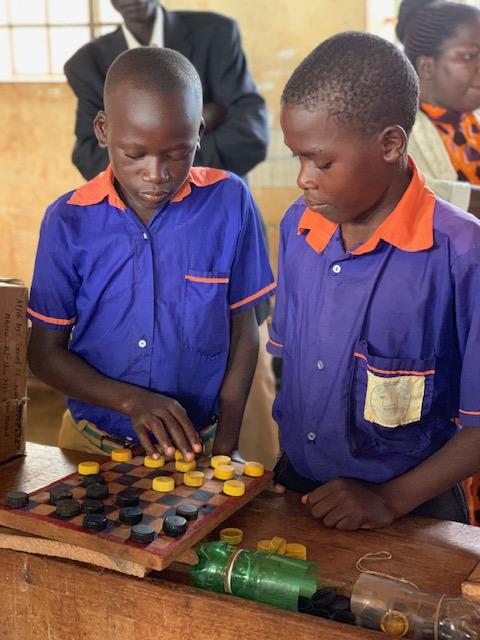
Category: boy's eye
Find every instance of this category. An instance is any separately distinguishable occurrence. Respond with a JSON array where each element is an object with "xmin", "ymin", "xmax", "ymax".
[
  {"xmin": 315, "ymin": 161, "xmax": 332, "ymax": 171},
  {"xmin": 124, "ymin": 152, "xmax": 144, "ymax": 160}
]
